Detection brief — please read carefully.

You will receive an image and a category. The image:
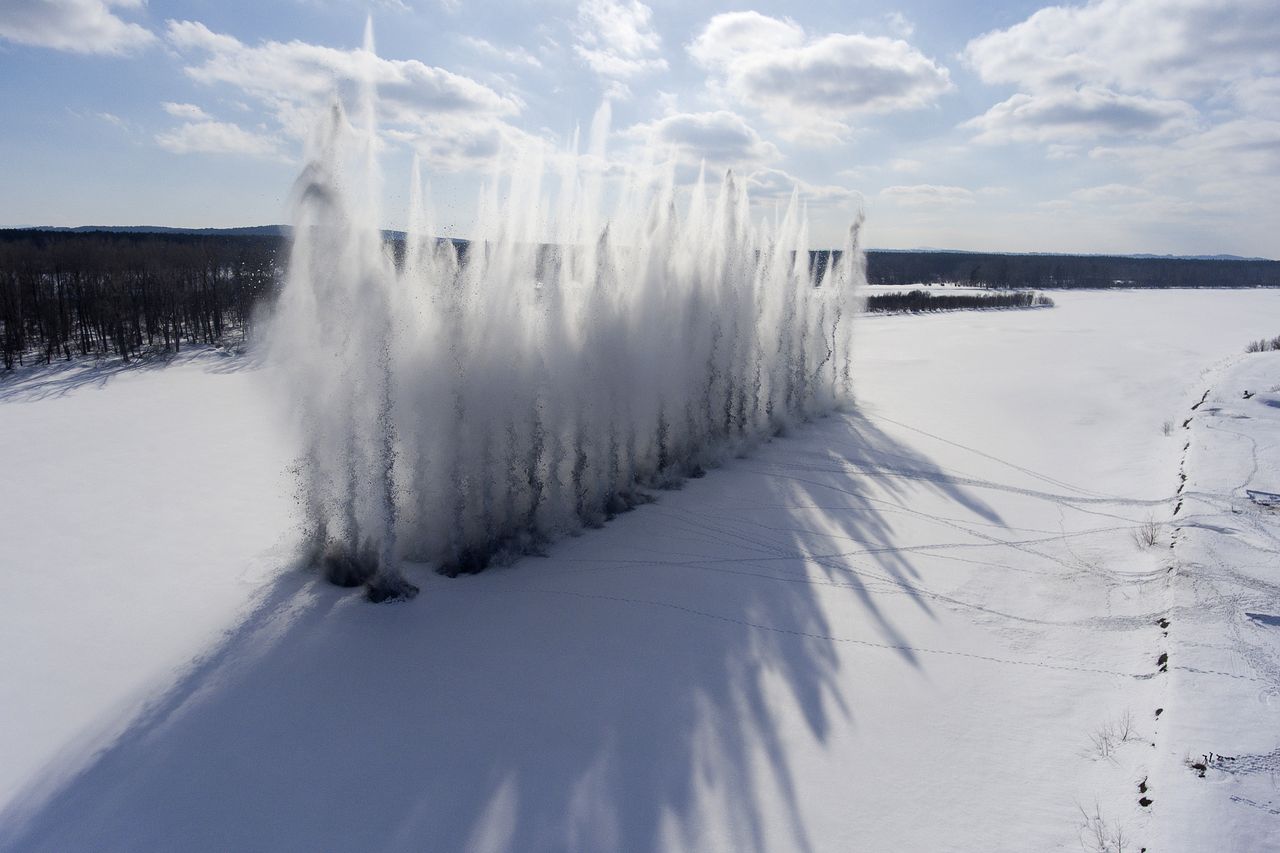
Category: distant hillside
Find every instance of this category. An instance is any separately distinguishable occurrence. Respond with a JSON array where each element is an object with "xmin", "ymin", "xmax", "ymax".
[
  {"xmin": 10, "ymin": 227, "xmax": 1273, "ymax": 262},
  {"xmin": 8, "ymin": 225, "xmax": 289, "ymax": 237},
  {"xmin": 4, "ymin": 225, "xmax": 438, "ymax": 241},
  {"xmin": 1124, "ymin": 253, "xmax": 1271, "ymax": 262},
  {"xmin": 4, "ymin": 228, "xmax": 1277, "ymax": 292},
  {"xmin": 854, "ymin": 250, "xmax": 1280, "ymax": 289},
  {"xmin": 875, "ymin": 247, "xmax": 1272, "ymax": 262}
]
